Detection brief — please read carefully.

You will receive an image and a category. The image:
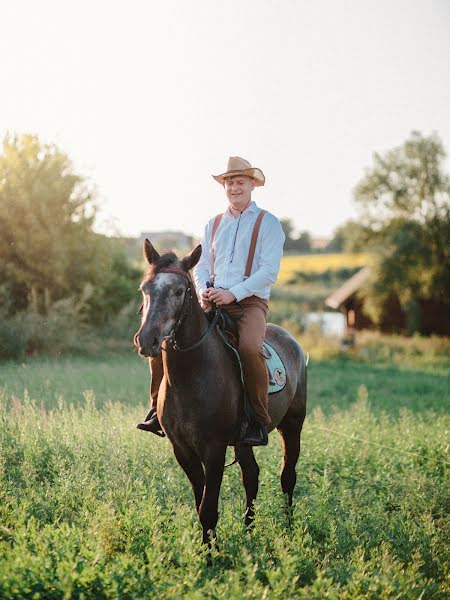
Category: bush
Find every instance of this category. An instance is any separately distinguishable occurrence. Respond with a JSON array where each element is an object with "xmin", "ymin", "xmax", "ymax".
[
  {"xmin": 0, "ymin": 315, "xmax": 28, "ymax": 359},
  {"xmin": 354, "ymin": 330, "xmax": 450, "ymax": 372},
  {"xmin": 0, "ymin": 295, "xmax": 90, "ymax": 358},
  {"xmin": 0, "ymin": 294, "xmax": 140, "ymax": 359}
]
